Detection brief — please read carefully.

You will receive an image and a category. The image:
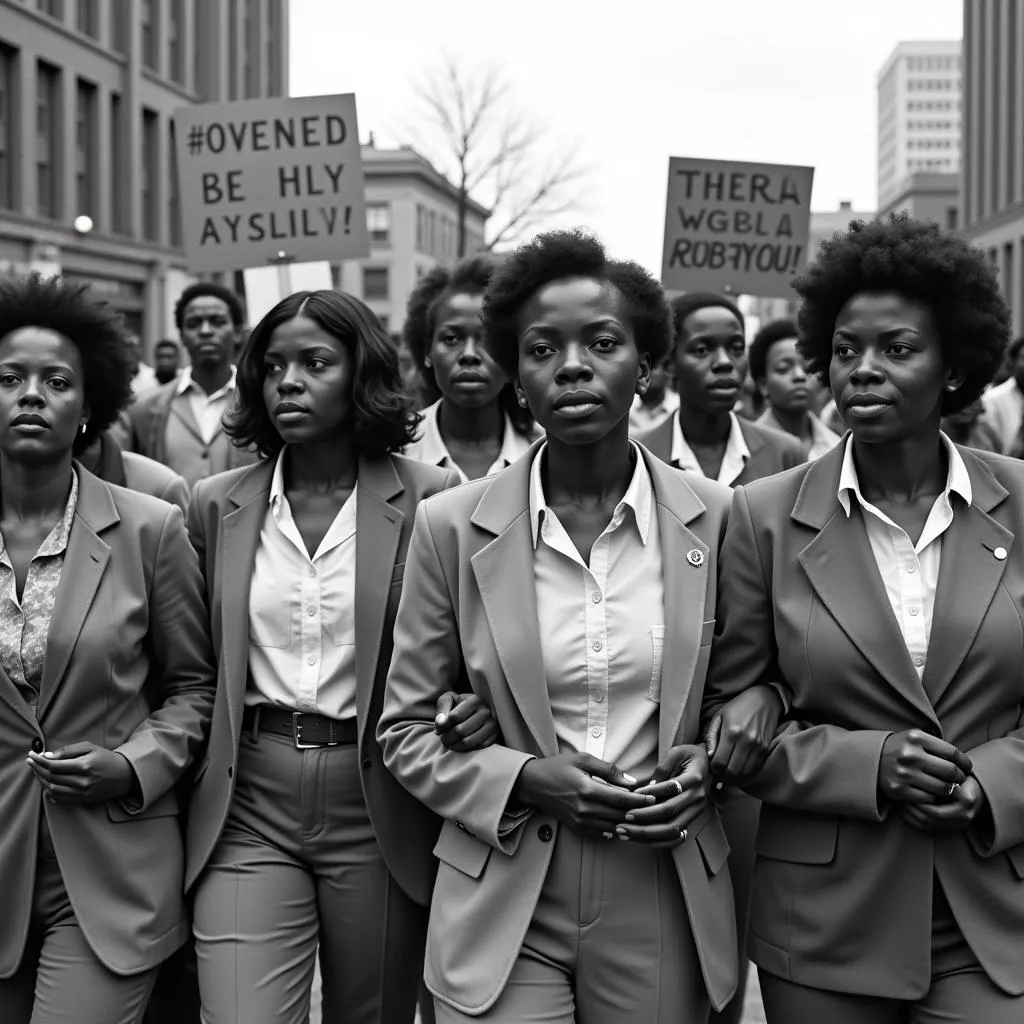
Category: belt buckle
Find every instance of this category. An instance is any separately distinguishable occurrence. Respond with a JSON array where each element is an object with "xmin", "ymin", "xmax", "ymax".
[{"xmin": 292, "ymin": 712, "xmax": 320, "ymax": 749}]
